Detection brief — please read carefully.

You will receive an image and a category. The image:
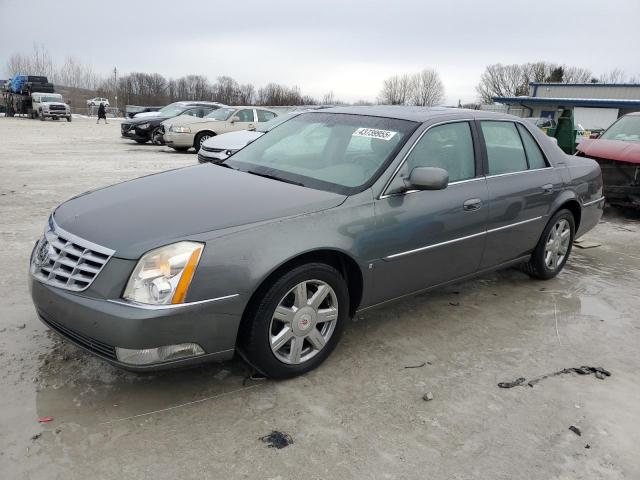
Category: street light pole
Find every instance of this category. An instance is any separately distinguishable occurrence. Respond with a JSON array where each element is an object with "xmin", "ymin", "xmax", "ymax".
[{"xmin": 113, "ymin": 67, "xmax": 118, "ymax": 114}]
